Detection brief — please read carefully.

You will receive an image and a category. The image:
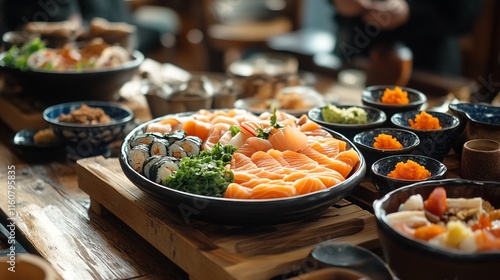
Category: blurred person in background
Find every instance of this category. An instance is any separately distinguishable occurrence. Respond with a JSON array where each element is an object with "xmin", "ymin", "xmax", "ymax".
[{"xmin": 330, "ymin": 0, "xmax": 483, "ymax": 77}]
